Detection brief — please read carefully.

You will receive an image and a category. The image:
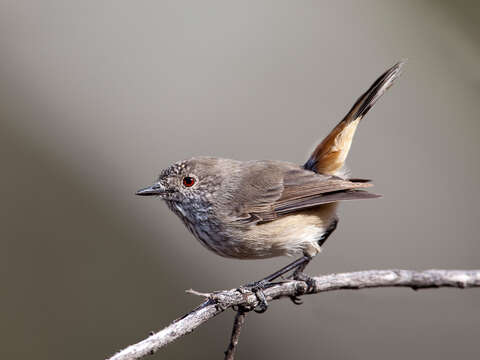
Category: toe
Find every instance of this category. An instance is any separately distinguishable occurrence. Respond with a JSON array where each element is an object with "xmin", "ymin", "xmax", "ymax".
[{"xmin": 289, "ymin": 295, "xmax": 303, "ymax": 305}]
